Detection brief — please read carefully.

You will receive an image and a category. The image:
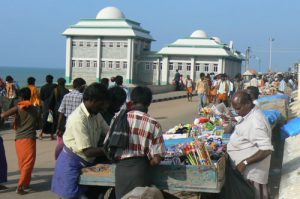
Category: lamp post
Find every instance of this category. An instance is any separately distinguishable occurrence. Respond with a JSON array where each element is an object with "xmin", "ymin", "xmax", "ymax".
[{"xmin": 268, "ymin": 37, "xmax": 275, "ymax": 72}]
